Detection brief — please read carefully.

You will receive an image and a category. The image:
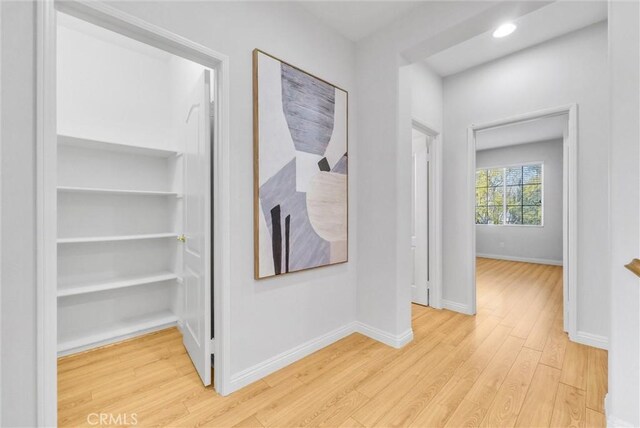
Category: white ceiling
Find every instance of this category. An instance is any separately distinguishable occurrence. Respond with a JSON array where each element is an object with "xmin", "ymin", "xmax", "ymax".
[
  {"xmin": 298, "ymin": 1, "xmax": 423, "ymax": 42},
  {"xmin": 424, "ymin": 1, "xmax": 607, "ymax": 76},
  {"xmin": 475, "ymin": 114, "xmax": 567, "ymax": 151}
]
